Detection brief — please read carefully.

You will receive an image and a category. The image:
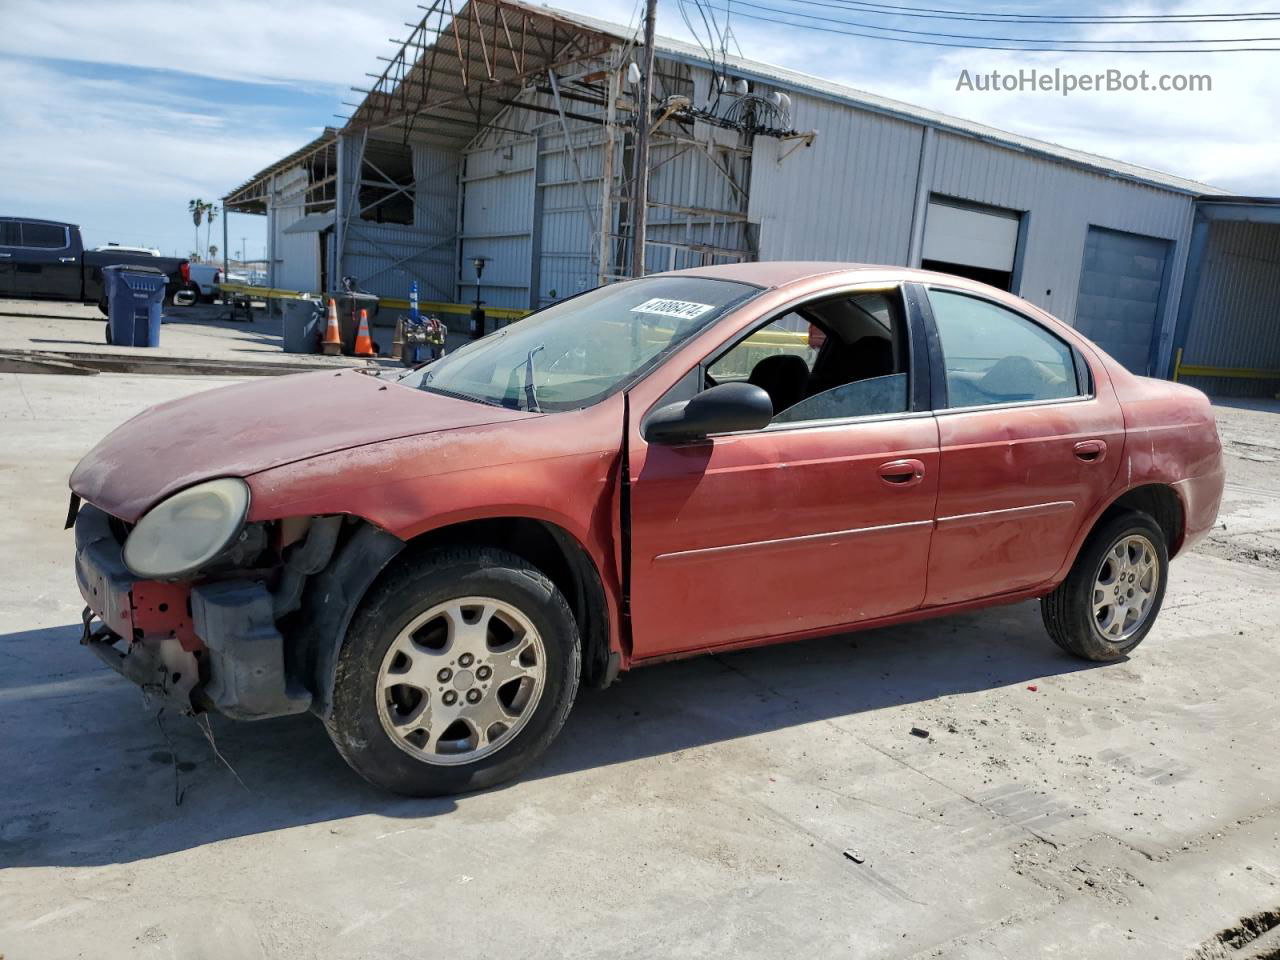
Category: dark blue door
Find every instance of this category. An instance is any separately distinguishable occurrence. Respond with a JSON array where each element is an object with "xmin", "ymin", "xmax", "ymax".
[{"xmin": 1074, "ymin": 226, "xmax": 1171, "ymax": 375}]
